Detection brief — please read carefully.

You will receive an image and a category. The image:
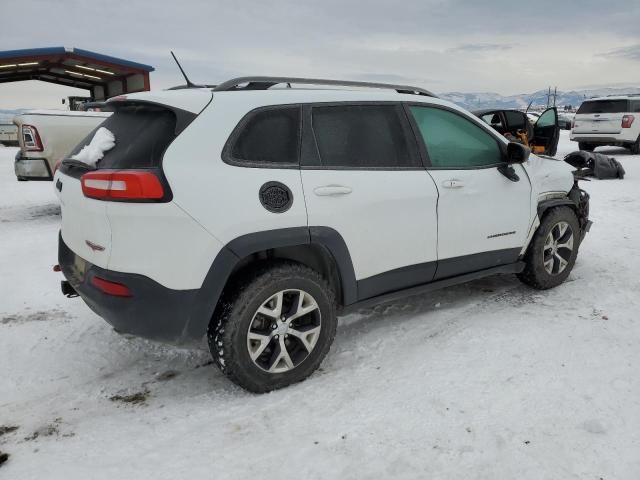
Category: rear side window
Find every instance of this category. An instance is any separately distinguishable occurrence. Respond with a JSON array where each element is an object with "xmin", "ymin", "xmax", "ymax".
[
  {"xmin": 577, "ymin": 100, "xmax": 630, "ymax": 114},
  {"xmin": 311, "ymin": 105, "xmax": 419, "ymax": 168},
  {"xmin": 231, "ymin": 107, "xmax": 300, "ymax": 165},
  {"xmin": 480, "ymin": 112, "xmax": 504, "ymax": 129},
  {"xmin": 504, "ymin": 111, "xmax": 526, "ymax": 130},
  {"xmin": 410, "ymin": 106, "xmax": 503, "ymax": 168},
  {"xmin": 68, "ymin": 104, "xmax": 180, "ymax": 169},
  {"xmin": 632, "ymin": 101, "xmax": 640, "ymax": 113}
]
